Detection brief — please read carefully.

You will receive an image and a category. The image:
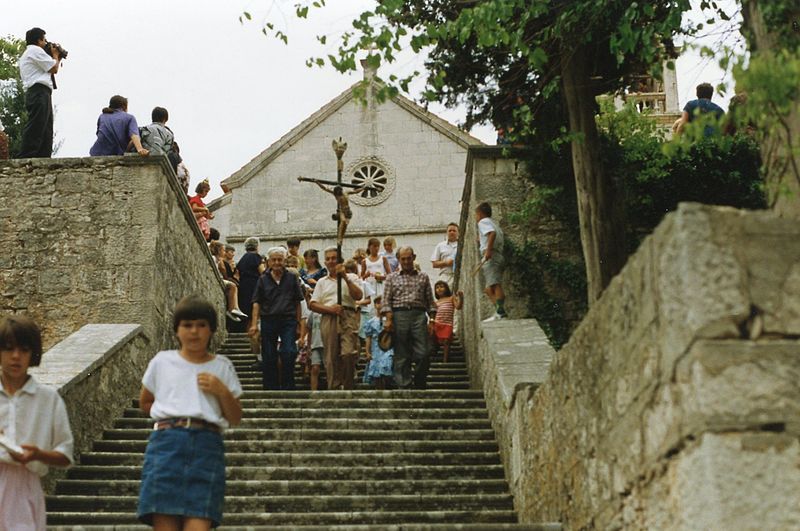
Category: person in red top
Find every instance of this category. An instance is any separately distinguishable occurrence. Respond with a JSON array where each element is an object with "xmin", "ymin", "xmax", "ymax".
[{"xmin": 189, "ymin": 180, "xmax": 214, "ymax": 241}]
